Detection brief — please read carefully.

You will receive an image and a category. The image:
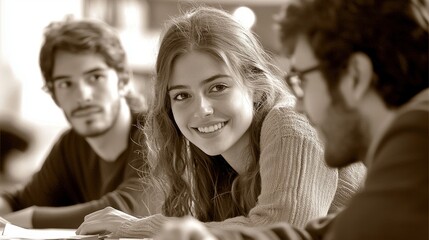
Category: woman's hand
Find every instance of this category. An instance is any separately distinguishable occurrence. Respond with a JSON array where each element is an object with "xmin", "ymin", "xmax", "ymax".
[
  {"xmin": 76, "ymin": 207, "xmax": 138, "ymax": 235},
  {"xmin": 155, "ymin": 216, "xmax": 217, "ymax": 240}
]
